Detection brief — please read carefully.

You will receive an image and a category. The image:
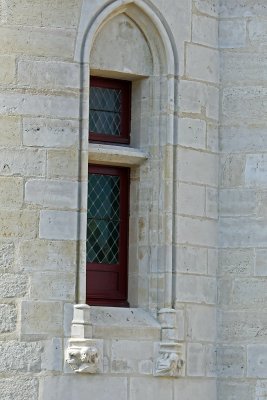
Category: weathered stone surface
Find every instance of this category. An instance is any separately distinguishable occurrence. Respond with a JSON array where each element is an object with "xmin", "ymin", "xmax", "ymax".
[
  {"xmin": 247, "ymin": 345, "xmax": 267, "ymax": 377},
  {"xmin": 187, "ymin": 305, "xmax": 217, "ymax": 341},
  {"xmin": 178, "ymin": 80, "xmax": 219, "ymax": 120},
  {"xmin": 255, "ymin": 249, "xmax": 267, "ymax": 276},
  {"xmin": 41, "ymin": 338, "xmax": 63, "ymax": 372},
  {"xmin": 187, "ymin": 343, "xmax": 205, "ymax": 376},
  {"xmin": 30, "ymin": 272, "xmax": 75, "ymax": 301},
  {"xmin": 222, "ymin": 87, "xmax": 267, "ymax": 124},
  {"xmin": 39, "ymin": 210, "xmax": 86, "ymax": 240},
  {"xmin": 0, "ymin": 273, "xmax": 27, "ymax": 298},
  {"xmin": 219, "ymin": 189, "xmax": 256, "ymax": 216},
  {"xmin": 220, "ymin": 154, "xmax": 245, "ymax": 188},
  {"xmin": 177, "ymin": 148, "xmax": 218, "ymax": 186},
  {"xmin": 25, "ymin": 179, "xmax": 79, "ymax": 209},
  {"xmin": 6, "ymin": 0, "xmax": 82, "ymax": 28},
  {"xmin": 220, "ymin": 217, "xmax": 267, "ymax": 247},
  {"xmin": 0, "ymin": 26, "xmax": 75, "ymax": 58},
  {"xmin": 194, "ymin": 0, "xmax": 219, "ymax": 16},
  {"xmin": 248, "ymin": 19, "xmax": 267, "ymax": 44},
  {"xmin": 0, "ymin": 211, "xmax": 38, "ymax": 239},
  {"xmin": 219, "ymin": 20, "xmax": 246, "ymax": 48},
  {"xmin": 220, "ymin": 125, "xmax": 267, "ymax": 152},
  {"xmin": 221, "ymin": 53, "xmax": 267, "ymax": 84},
  {"xmin": 217, "ymin": 345, "xmax": 246, "ymax": 377},
  {"xmin": 18, "ymin": 240, "xmax": 77, "ymax": 272},
  {"xmin": 0, "ymin": 341, "xmax": 42, "ymax": 372},
  {"xmin": 220, "ymin": 0, "xmax": 267, "ymax": 17},
  {"xmin": 91, "ymin": 13, "xmax": 152, "ymax": 76},
  {"xmin": 218, "ymin": 310, "xmax": 267, "ymax": 341},
  {"xmin": 111, "ymin": 340, "xmax": 153, "ymax": 374},
  {"xmin": 47, "ymin": 149, "xmax": 79, "ymax": 179},
  {"xmin": 245, "ymin": 154, "xmax": 267, "ymax": 186},
  {"xmin": 0, "ymin": 177, "xmax": 23, "ymax": 209},
  {"xmin": 0, "ymin": 378, "xmax": 39, "ymax": 400},
  {"xmin": 175, "ymin": 246, "xmax": 207, "ymax": 274},
  {"xmin": 0, "ymin": 242, "xmax": 14, "ymax": 271},
  {"xmin": 40, "ymin": 376, "xmax": 127, "ymax": 400},
  {"xmin": 176, "ymin": 274, "xmax": 217, "ymax": 305},
  {"xmin": 178, "ymin": 118, "xmax": 206, "ymax": 149},
  {"xmin": 206, "ymin": 187, "xmax": 218, "ymax": 219},
  {"xmin": 20, "ymin": 301, "xmax": 63, "ymax": 338},
  {"xmin": 186, "ymin": 44, "xmax": 219, "ymax": 83},
  {"xmin": 0, "ymin": 304, "xmax": 16, "ymax": 333},
  {"xmin": 0, "ymin": 92, "xmax": 79, "ymax": 119},
  {"xmin": 18, "ymin": 60, "xmax": 80, "ymax": 89},
  {"xmin": 174, "ymin": 378, "xmax": 217, "ymax": 400},
  {"xmin": 218, "ymin": 381, "xmax": 254, "ymax": 400},
  {"xmin": 0, "ymin": 116, "xmax": 21, "ymax": 146},
  {"xmin": 0, "ymin": 148, "xmax": 45, "ymax": 177},
  {"xmin": 130, "ymin": 377, "xmax": 172, "ymax": 400},
  {"xmin": 177, "ymin": 182, "xmax": 205, "ymax": 217},
  {"xmin": 233, "ymin": 278, "xmax": 267, "ymax": 306},
  {"xmin": 23, "ymin": 117, "xmax": 79, "ymax": 148},
  {"xmin": 218, "ymin": 248, "xmax": 254, "ymax": 276},
  {"xmin": 0, "ymin": 56, "xmax": 16, "ymax": 84},
  {"xmin": 176, "ymin": 216, "xmax": 218, "ymax": 247},
  {"xmin": 256, "ymin": 380, "xmax": 267, "ymax": 398},
  {"xmin": 192, "ymin": 15, "xmax": 218, "ymax": 48}
]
